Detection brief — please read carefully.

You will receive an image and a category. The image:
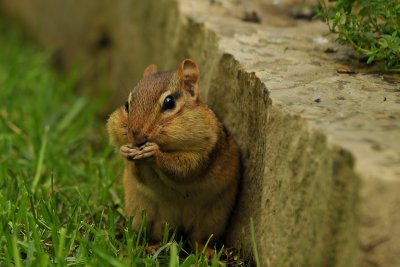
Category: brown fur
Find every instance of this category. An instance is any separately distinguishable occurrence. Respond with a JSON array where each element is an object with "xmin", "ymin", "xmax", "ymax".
[{"xmin": 107, "ymin": 59, "xmax": 240, "ymax": 246}]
